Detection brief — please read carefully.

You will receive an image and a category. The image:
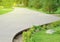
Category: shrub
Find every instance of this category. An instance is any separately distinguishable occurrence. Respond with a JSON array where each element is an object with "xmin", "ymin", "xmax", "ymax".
[
  {"xmin": 22, "ymin": 32, "xmax": 27, "ymax": 42},
  {"xmin": 22, "ymin": 27, "xmax": 35, "ymax": 42},
  {"xmin": 54, "ymin": 7, "xmax": 60, "ymax": 14}
]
